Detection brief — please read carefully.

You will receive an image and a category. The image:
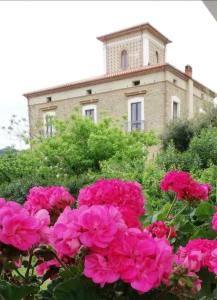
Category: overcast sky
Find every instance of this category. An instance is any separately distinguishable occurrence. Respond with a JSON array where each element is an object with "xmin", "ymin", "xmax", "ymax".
[{"xmin": 0, "ymin": 0, "xmax": 216, "ymax": 149}]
